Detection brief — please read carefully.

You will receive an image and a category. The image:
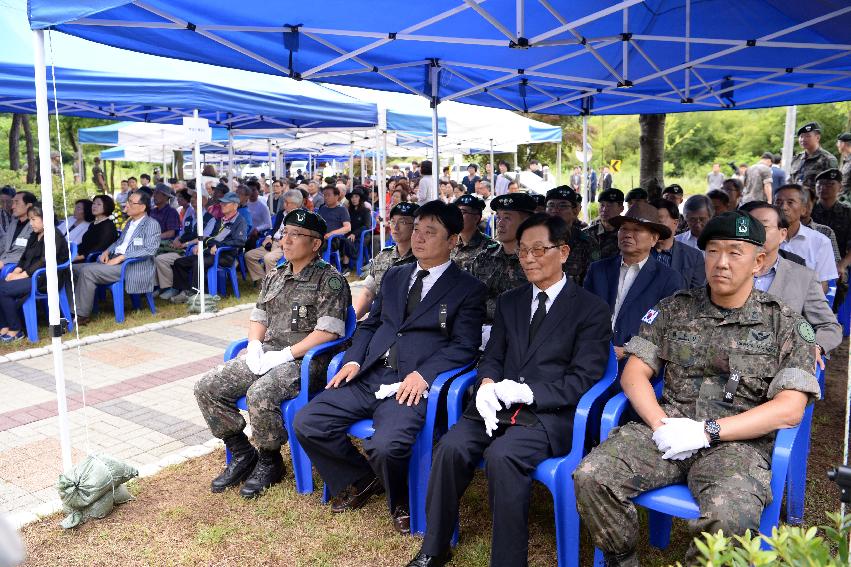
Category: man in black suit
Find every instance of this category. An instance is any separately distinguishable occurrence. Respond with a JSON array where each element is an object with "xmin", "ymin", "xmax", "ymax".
[
  {"xmin": 406, "ymin": 214, "xmax": 612, "ymax": 567},
  {"xmin": 294, "ymin": 201, "xmax": 487, "ymax": 535},
  {"xmin": 651, "ymin": 198, "xmax": 707, "ymax": 289}
]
